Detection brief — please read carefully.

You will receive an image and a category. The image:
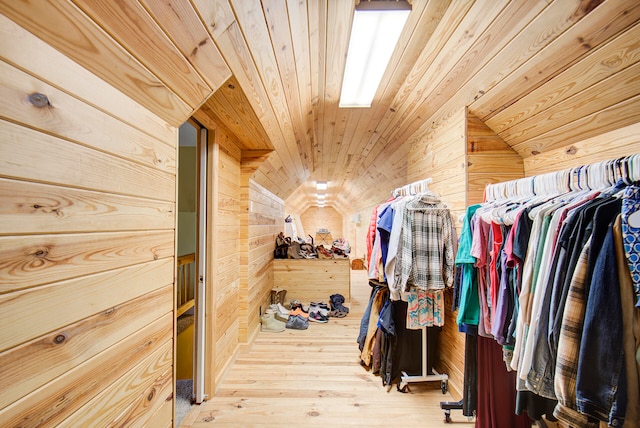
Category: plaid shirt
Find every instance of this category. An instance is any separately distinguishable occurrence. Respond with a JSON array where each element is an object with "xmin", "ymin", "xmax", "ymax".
[
  {"xmin": 395, "ymin": 194, "xmax": 455, "ymax": 292},
  {"xmin": 553, "ymin": 237, "xmax": 599, "ymax": 428}
]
